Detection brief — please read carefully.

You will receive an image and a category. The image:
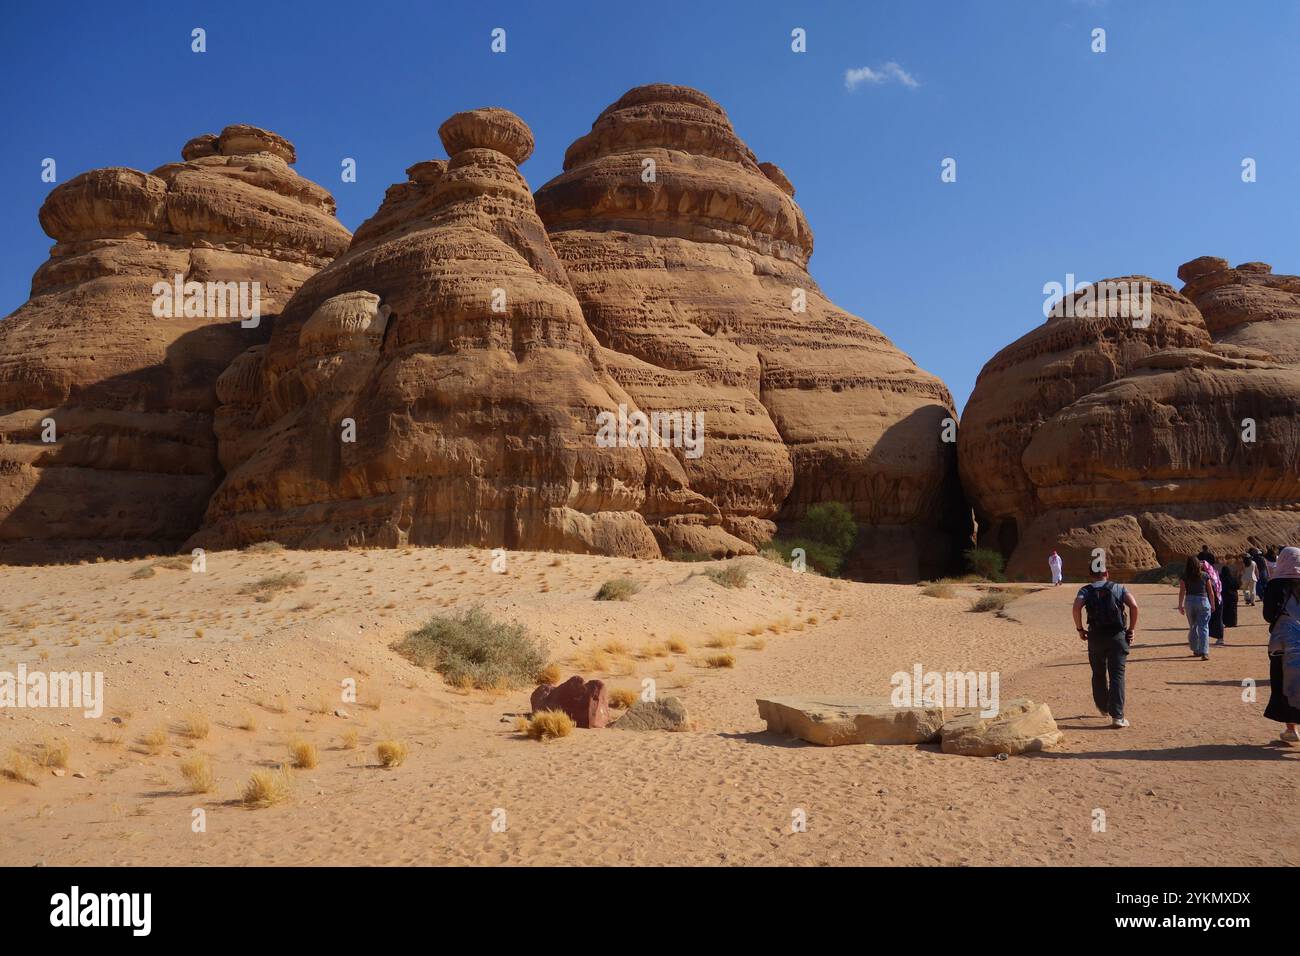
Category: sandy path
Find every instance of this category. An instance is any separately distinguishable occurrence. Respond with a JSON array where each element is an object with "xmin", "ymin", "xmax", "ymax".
[{"xmin": 0, "ymin": 549, "xmax": 1295, "ymax": 866}]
